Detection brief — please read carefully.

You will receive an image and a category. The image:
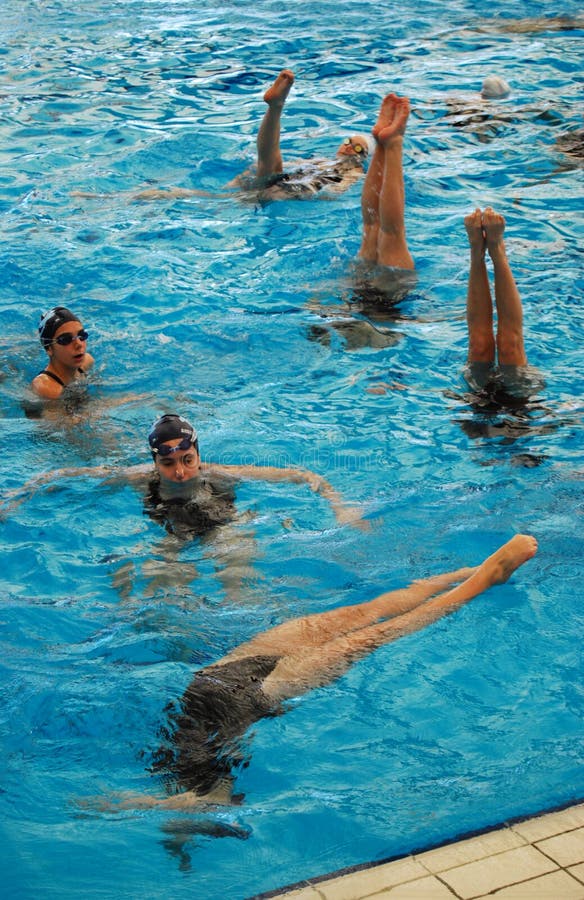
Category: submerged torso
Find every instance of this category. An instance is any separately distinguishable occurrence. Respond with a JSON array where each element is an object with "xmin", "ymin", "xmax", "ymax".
[
  {"xmin": 144, "ymin": 471, "xmax": 238, "ymax": 539},
  {"xmin": 152, "ymin": 655, "xmax": 283, "ymax": 795}
]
